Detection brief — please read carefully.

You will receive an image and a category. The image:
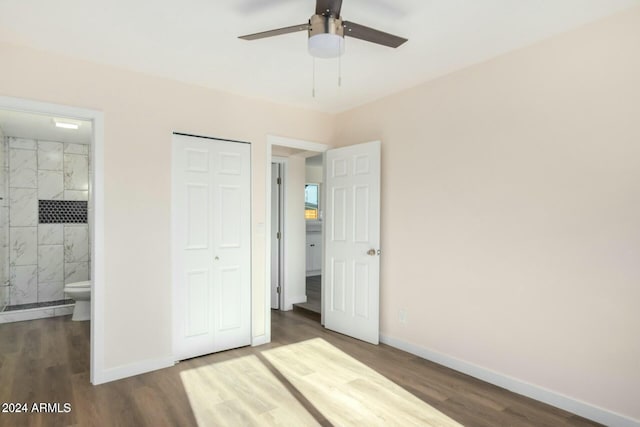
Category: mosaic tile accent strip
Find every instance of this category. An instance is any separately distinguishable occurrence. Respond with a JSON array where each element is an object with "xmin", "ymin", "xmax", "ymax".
[{"xmin": 39, "ymin": 200, "xmax": 88, "ymax": 224}]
